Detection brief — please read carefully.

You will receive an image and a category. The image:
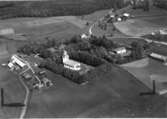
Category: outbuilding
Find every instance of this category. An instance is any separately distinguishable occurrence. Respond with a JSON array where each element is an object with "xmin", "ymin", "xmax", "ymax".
[{"xmin": 149, "ymin": 52, "xmax": 167, "ymax": 62}]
